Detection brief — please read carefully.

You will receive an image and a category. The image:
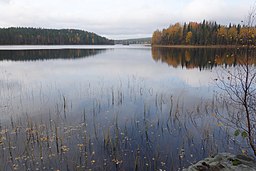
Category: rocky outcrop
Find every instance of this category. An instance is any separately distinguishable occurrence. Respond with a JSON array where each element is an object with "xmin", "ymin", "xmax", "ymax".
[{"xmin": 183, "ymin": 153, "xmax": 256, "ymax": 171}]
